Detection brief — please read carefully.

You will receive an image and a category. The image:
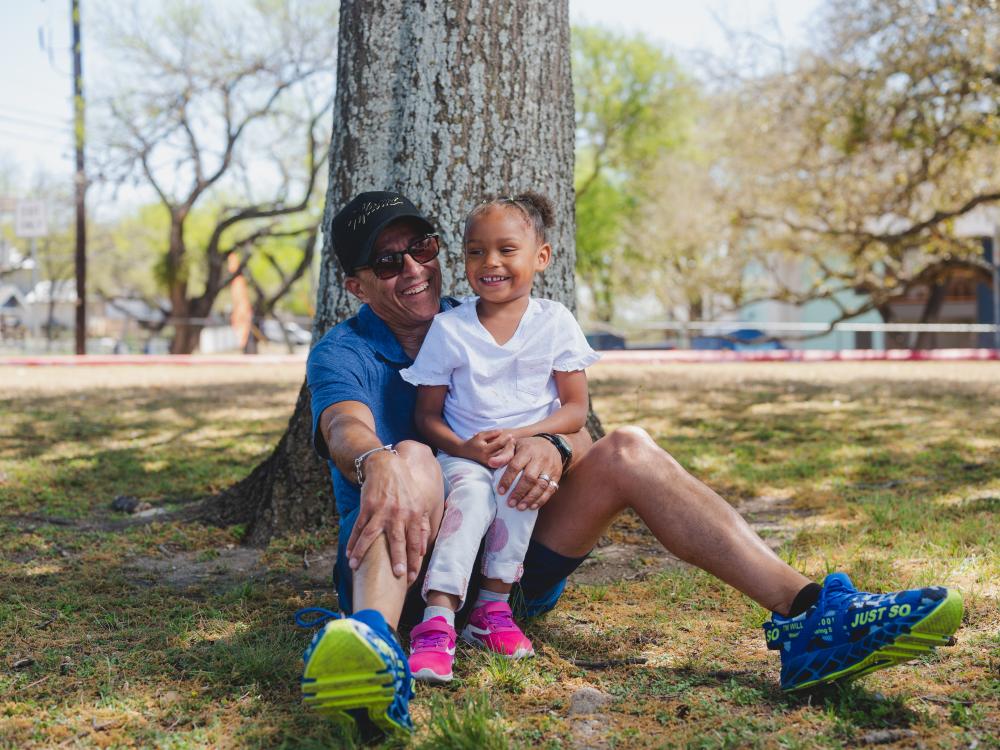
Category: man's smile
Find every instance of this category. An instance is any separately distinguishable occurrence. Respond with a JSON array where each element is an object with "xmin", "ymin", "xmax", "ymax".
[{"xmin": 401, "ymin": 281, "xmax": 431, "ymax": 296}]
